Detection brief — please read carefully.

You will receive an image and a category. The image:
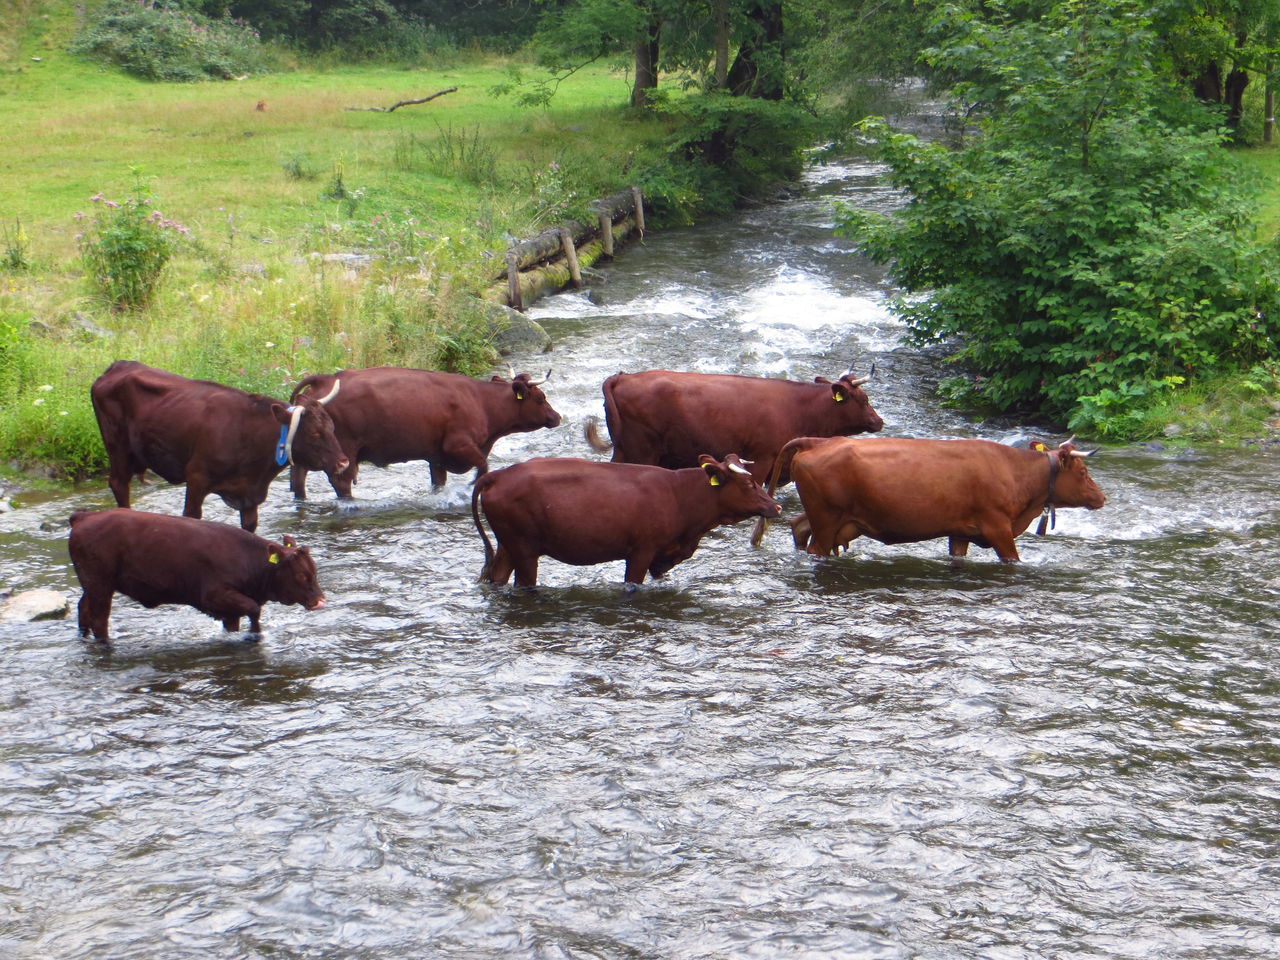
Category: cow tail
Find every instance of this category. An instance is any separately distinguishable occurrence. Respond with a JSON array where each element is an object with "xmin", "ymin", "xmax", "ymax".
[
  {"xmin": 750, "ymin": 437, "xmax": 822, "ymax": 548},
  {"xmin": 583, "ymin": 417, "xmax": 612, "ymax": 453},
  {"xmin": 69, "ymin": 510, "xmax": 92, "ymax": 527},
  {"xmin": 471, "ymin": 475, "xmax": 496, "ymax": 581},
  {"xmin": 589, "ymin": 375, "xmax": 623, "ymax": 456}
]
